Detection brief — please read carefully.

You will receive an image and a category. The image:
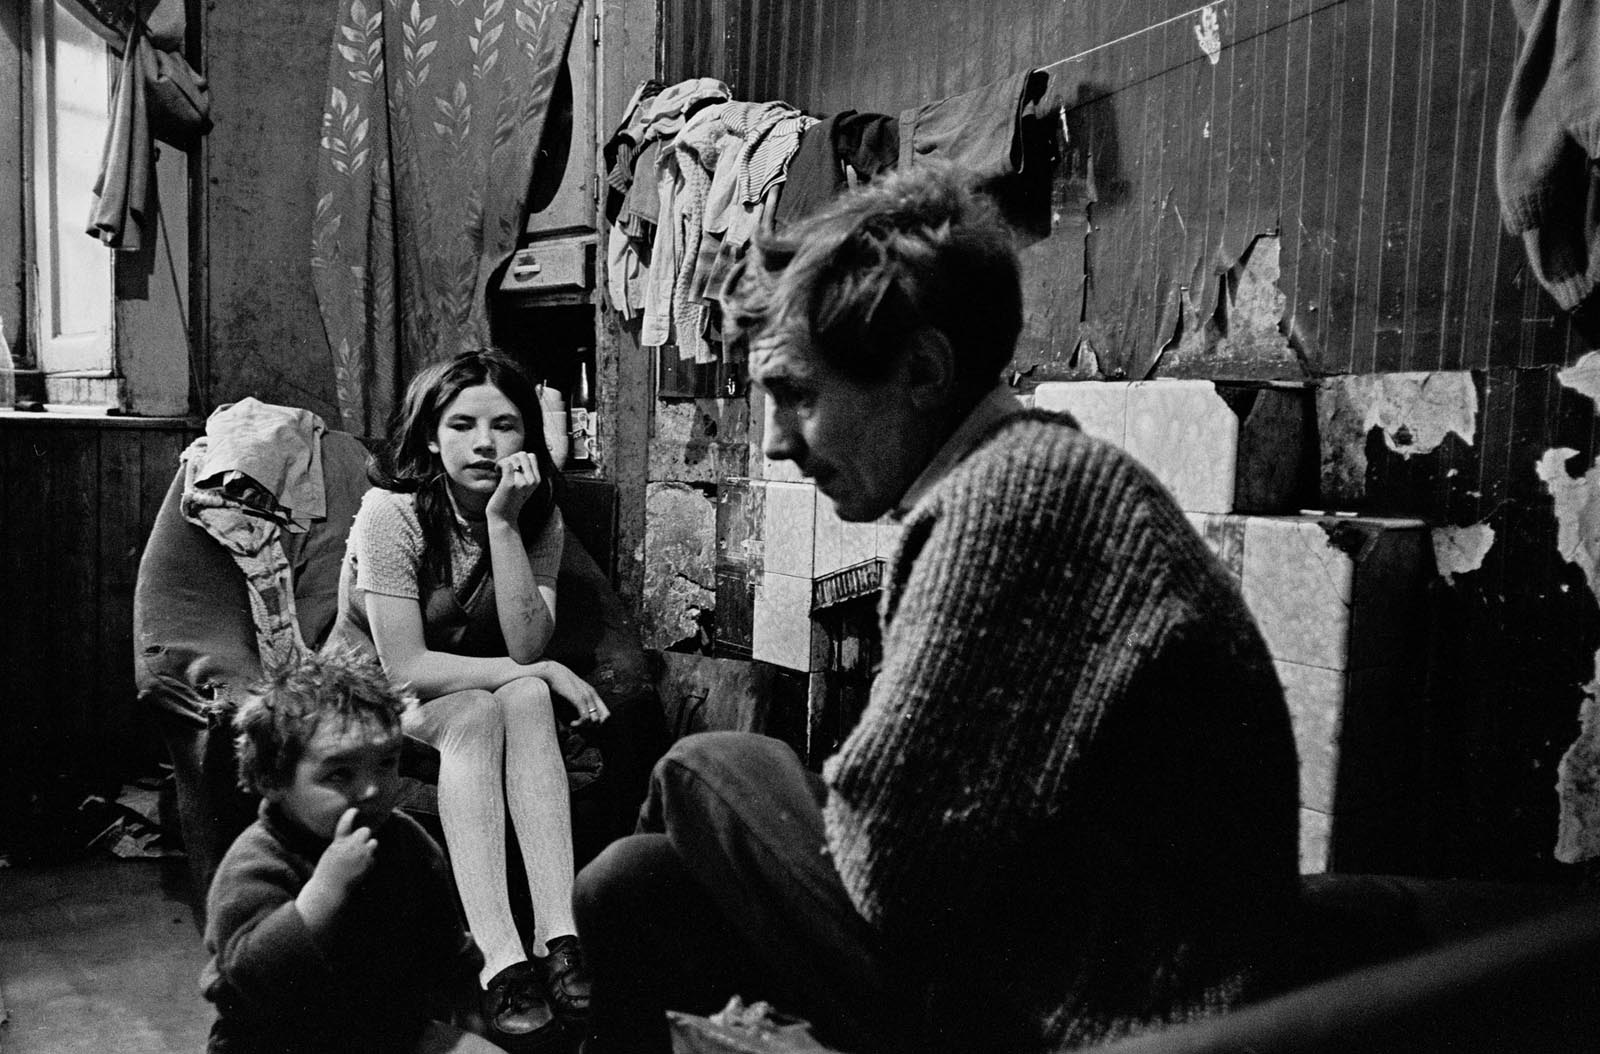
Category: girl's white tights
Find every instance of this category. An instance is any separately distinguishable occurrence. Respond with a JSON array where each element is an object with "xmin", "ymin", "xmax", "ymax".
[{"xmin": 403, "ymin": 676, "xmax": 577, "ymax": 984}]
